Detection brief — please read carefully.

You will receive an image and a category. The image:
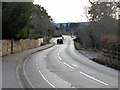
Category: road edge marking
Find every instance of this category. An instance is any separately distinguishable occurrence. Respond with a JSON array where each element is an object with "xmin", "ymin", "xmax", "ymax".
[
  {"xmin": 36, "ymin": 66, "xmax": 56, "ymax": 88},
  {"xmin": 58, "ymin": 56, "xmax": 62, "ymax": 61},
  {"xmin": 63, "ymin": 62, "xmax": 74, "ymax": 69},
  {"xmin": 16, "ymin": 44, "xmax": 55, "ymax": 88},
  {"xmin": 23, "ymin": 57, "xmax": 35, "ymax": 88},
  {"xmin": 16, "ymin": 57, "xmax": 24, "ymax": 88}
]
